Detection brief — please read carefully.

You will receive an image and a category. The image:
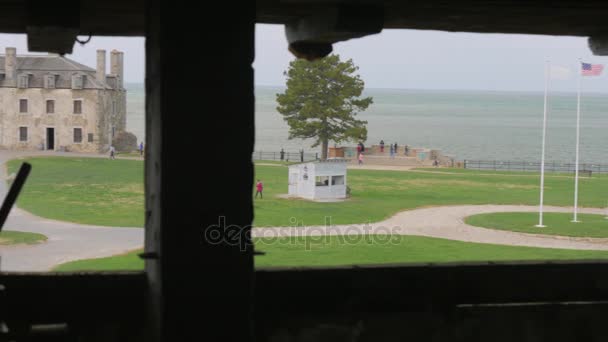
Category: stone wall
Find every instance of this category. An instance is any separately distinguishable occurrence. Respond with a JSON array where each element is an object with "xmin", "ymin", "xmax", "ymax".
[
  {"xmin": 96, "ymin": 89, "xmax": 127, "ymax": 152},
  {"xmin": 0, "ymin": 87, "xmax": 126, "ymax": 153}
]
